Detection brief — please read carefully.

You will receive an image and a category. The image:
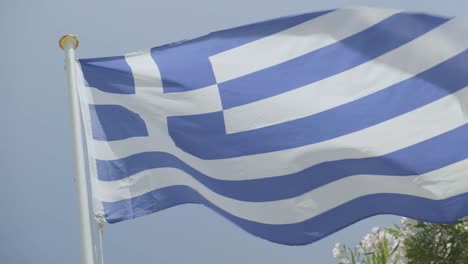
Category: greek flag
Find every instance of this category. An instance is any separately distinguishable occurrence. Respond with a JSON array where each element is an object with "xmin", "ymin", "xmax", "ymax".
[{"xmin": 75, "ymin": 7, "xmax": 468, "ymax": 245}]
